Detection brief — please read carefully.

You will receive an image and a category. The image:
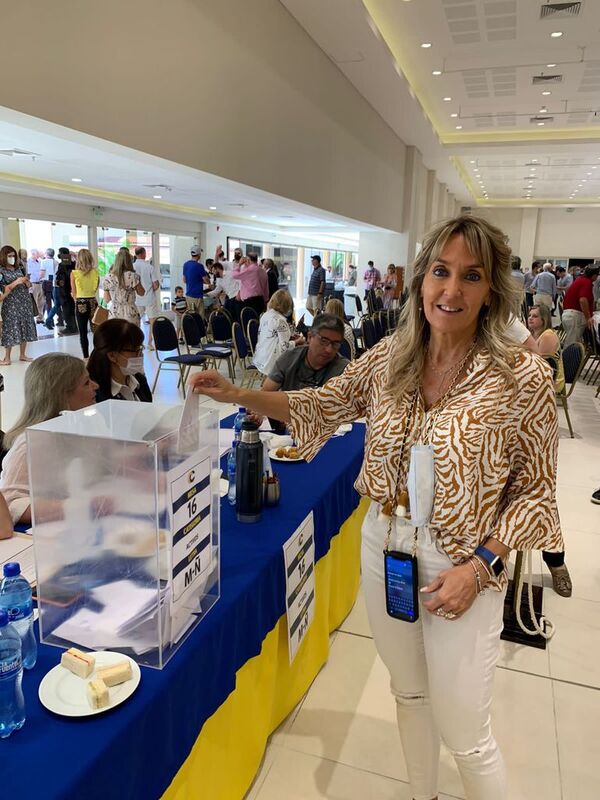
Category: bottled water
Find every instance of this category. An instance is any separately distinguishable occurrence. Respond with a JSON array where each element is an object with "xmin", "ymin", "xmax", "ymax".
[
  {"xmin": 227, "ymin": 442, "xmax": 238, "ymax": 506},
  {"xmin": 233, "ymin": 407, "xmax": 247, "ymax": 441},
  {"xmin": 0, "ymin": 563, "xmax": 37, "ymax": 669},
  {"xmin": 0, "ymin": 608, "xmax": 25, "ymax": 738}
]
